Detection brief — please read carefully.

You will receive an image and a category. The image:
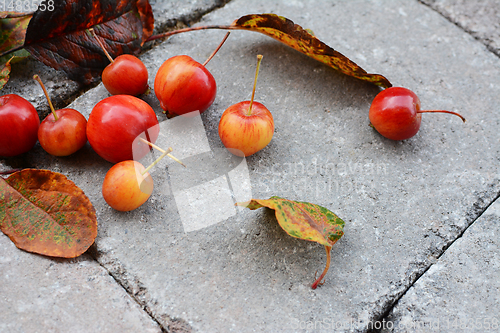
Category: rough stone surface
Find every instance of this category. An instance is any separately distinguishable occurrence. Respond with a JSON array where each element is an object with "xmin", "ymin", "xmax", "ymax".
[
  {"xmin": 381, "ymin": 199, "xmax": 500, "ymax": 333},
  {"xmin": 1, "ymin": 0, "xmax": 500, "ymax": 332},
  {"xmin": 149, "ymin": 0, "xmax": 232, "ymax": 32},
  {"xmin": 0, "ymin": 233, "xmax": 161, "ymax": 333},
  {"xmin": 420, "ymin": 0, "xmax": 500, "ymax": 57}
]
